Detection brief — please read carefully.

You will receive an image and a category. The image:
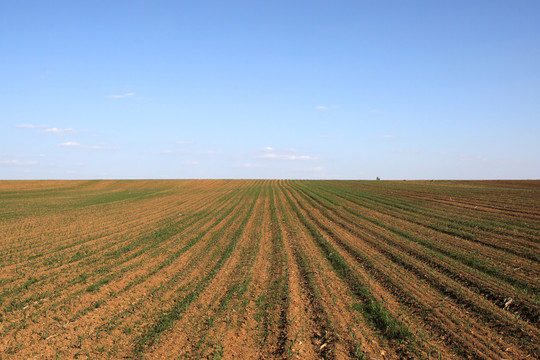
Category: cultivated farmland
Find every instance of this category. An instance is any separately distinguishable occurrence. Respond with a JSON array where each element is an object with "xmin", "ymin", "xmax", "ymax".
[{"xmin": 0, "ymin": 180, "xmax": 538, "ymax": 359}]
